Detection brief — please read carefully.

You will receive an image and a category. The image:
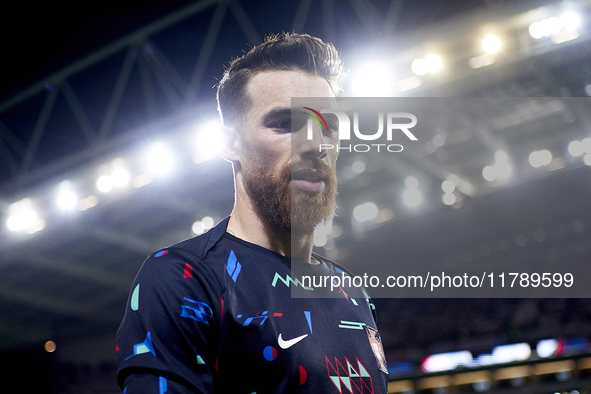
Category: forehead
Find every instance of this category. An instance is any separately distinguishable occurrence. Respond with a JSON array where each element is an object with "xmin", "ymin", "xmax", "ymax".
[{"xmin": 246, "ymin": 70, "xmax": 335, "ymax": 114}]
